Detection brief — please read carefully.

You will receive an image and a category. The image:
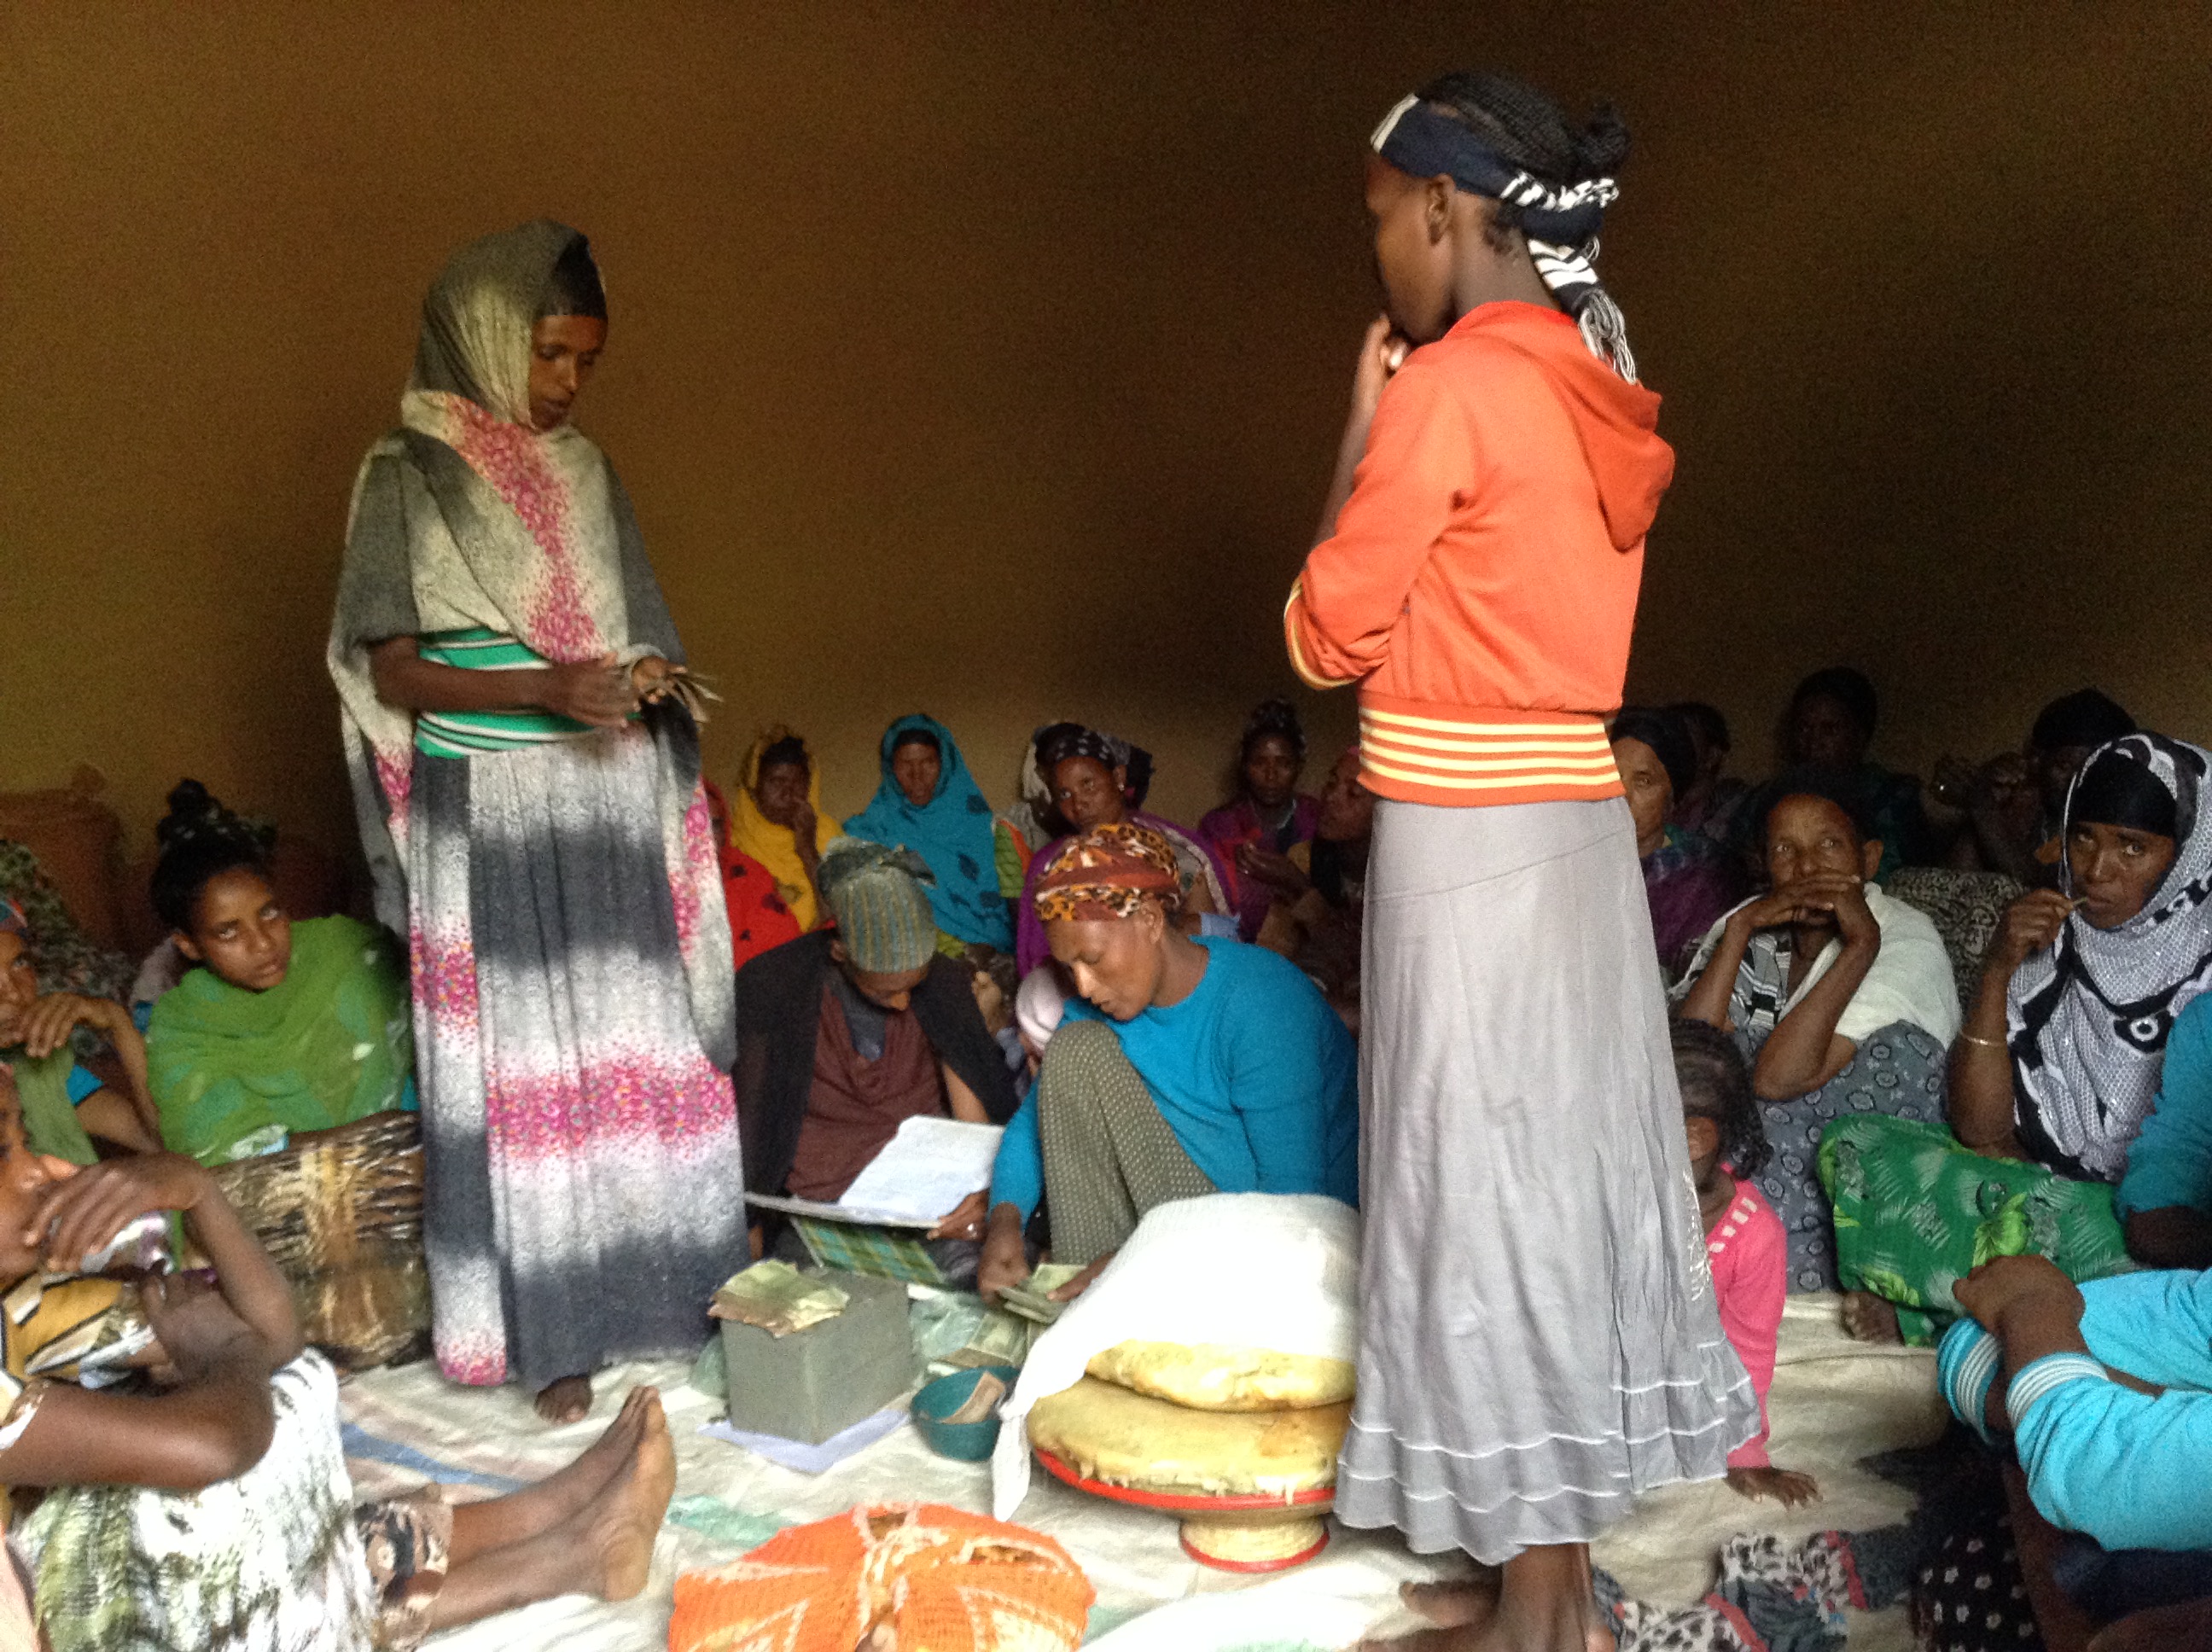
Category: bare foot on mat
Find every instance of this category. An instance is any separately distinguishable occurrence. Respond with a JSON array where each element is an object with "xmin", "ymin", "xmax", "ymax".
[
  {"xmin": 536, "ymin": 1387, "xmax": 659, "ymax": 1519},
  {"xmin": 575, "ymin": 1400, "xmax": 678, "ymax": 1601},
  {"xmin": 1840, "ymin": 1290, "xmax": 1903, "ymax": 1344},
  {"xmin": 534, "ymin": 1372, "xmax": 595, "ymax": 1425},
  {"xmin": 1726, "ymin": 1464, "xmax": 1823, "ymax": 1507},
  {"xmin": 1400, "ymin": 1577, "xmax": 1499, "ymax": 1628}
]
